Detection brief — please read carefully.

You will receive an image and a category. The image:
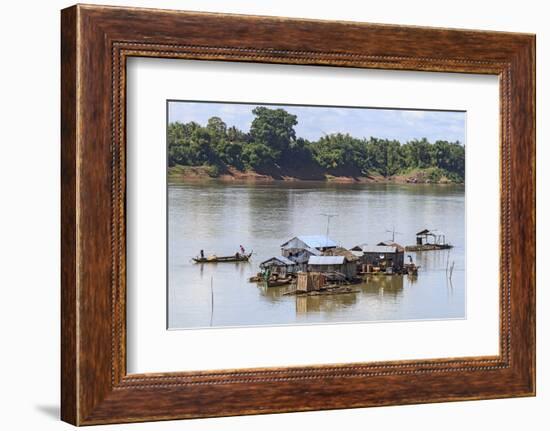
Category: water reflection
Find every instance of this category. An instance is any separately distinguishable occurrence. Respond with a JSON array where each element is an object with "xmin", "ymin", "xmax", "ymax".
[
  {"xmin": 195, "ymin": 262, "xmax": 253, "ymax": 280},
  {"xmin": 362, "ymin": 275, "xmax": 404, "ymax": 296},
  {"xmin": 296, "ymin": 292, "xmax": 358, "ymax": 314}
]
